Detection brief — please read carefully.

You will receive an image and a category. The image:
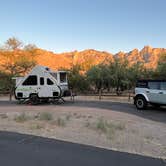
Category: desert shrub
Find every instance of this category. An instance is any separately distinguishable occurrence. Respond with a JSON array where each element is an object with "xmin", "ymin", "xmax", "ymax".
[
  {"xmin": 55, "ymin": 117, "xmax": 66, "ymax": 127},
  {"xmin": 14, "ymin": 113, "xmax": 29, "ymax": 123},
  {"xmin": 96, "ymin": 118, "xmax": 108, "ymax": 133},
  {"xmin": 65, "ymin": 114, "xmax": 72, "ymax": 121},
  {"xmin": 30, "ymin": 123, "xmax": 44, "ymax": 130},
  {"xmin": 88, "ymin": 117, "xmax": 126, "ymax": 139},
  {"xmin": 38, "ymin": 112, "xmax": 53, "ymax": 121}
]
